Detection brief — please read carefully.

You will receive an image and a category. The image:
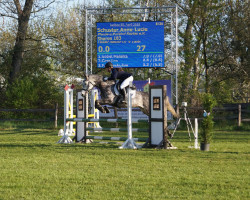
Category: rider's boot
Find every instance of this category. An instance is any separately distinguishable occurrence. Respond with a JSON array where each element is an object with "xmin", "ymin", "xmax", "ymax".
[
  {"xmin": 120, "ymin": 88, "xmax": 126, "ymax": 103},
  {"xmin": 113, "ymin": 96, "xmax": 122, "ymax": 108}
]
